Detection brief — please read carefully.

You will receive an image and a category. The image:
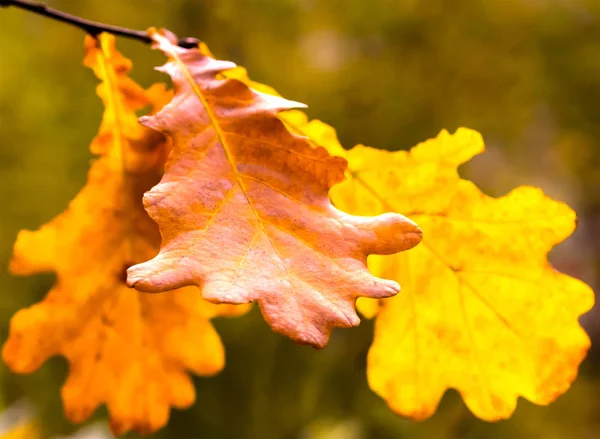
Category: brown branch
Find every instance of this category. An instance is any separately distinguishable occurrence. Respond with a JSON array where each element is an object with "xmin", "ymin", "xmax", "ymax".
[{"xmin": 1, "ymin": 0, "xmax": 201, "ymax": 48}]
